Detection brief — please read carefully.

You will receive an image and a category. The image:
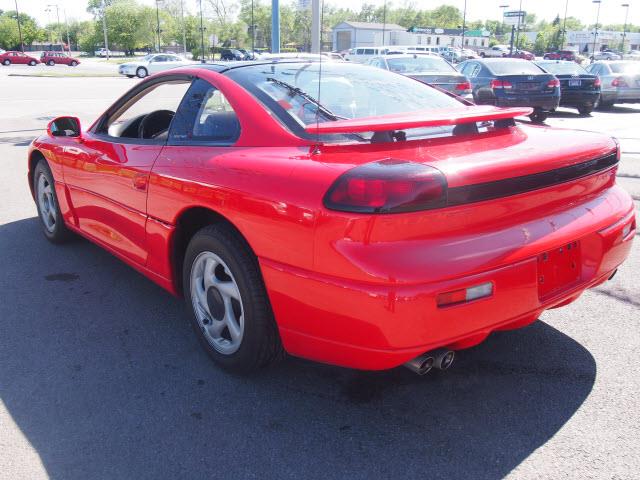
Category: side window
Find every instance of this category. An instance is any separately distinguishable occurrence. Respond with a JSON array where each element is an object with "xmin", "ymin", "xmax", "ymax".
[
  {"xmin": 356, "ymin": 49, "xmax": 364, "ymax": 55},
  {"xmin": 169, "ymin": 78, "xmax": 240, "ymax": 146},
  {"xmin": 153, "ymin": 55, "xmax": 168, "ymax": 63},
  {"xmin": 102, "ymin": 80, "xmax": 192, "ymax": 139},
  {"xmin": 364, "ymin": 49, "xmax": 374, "ymax": 55}
]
